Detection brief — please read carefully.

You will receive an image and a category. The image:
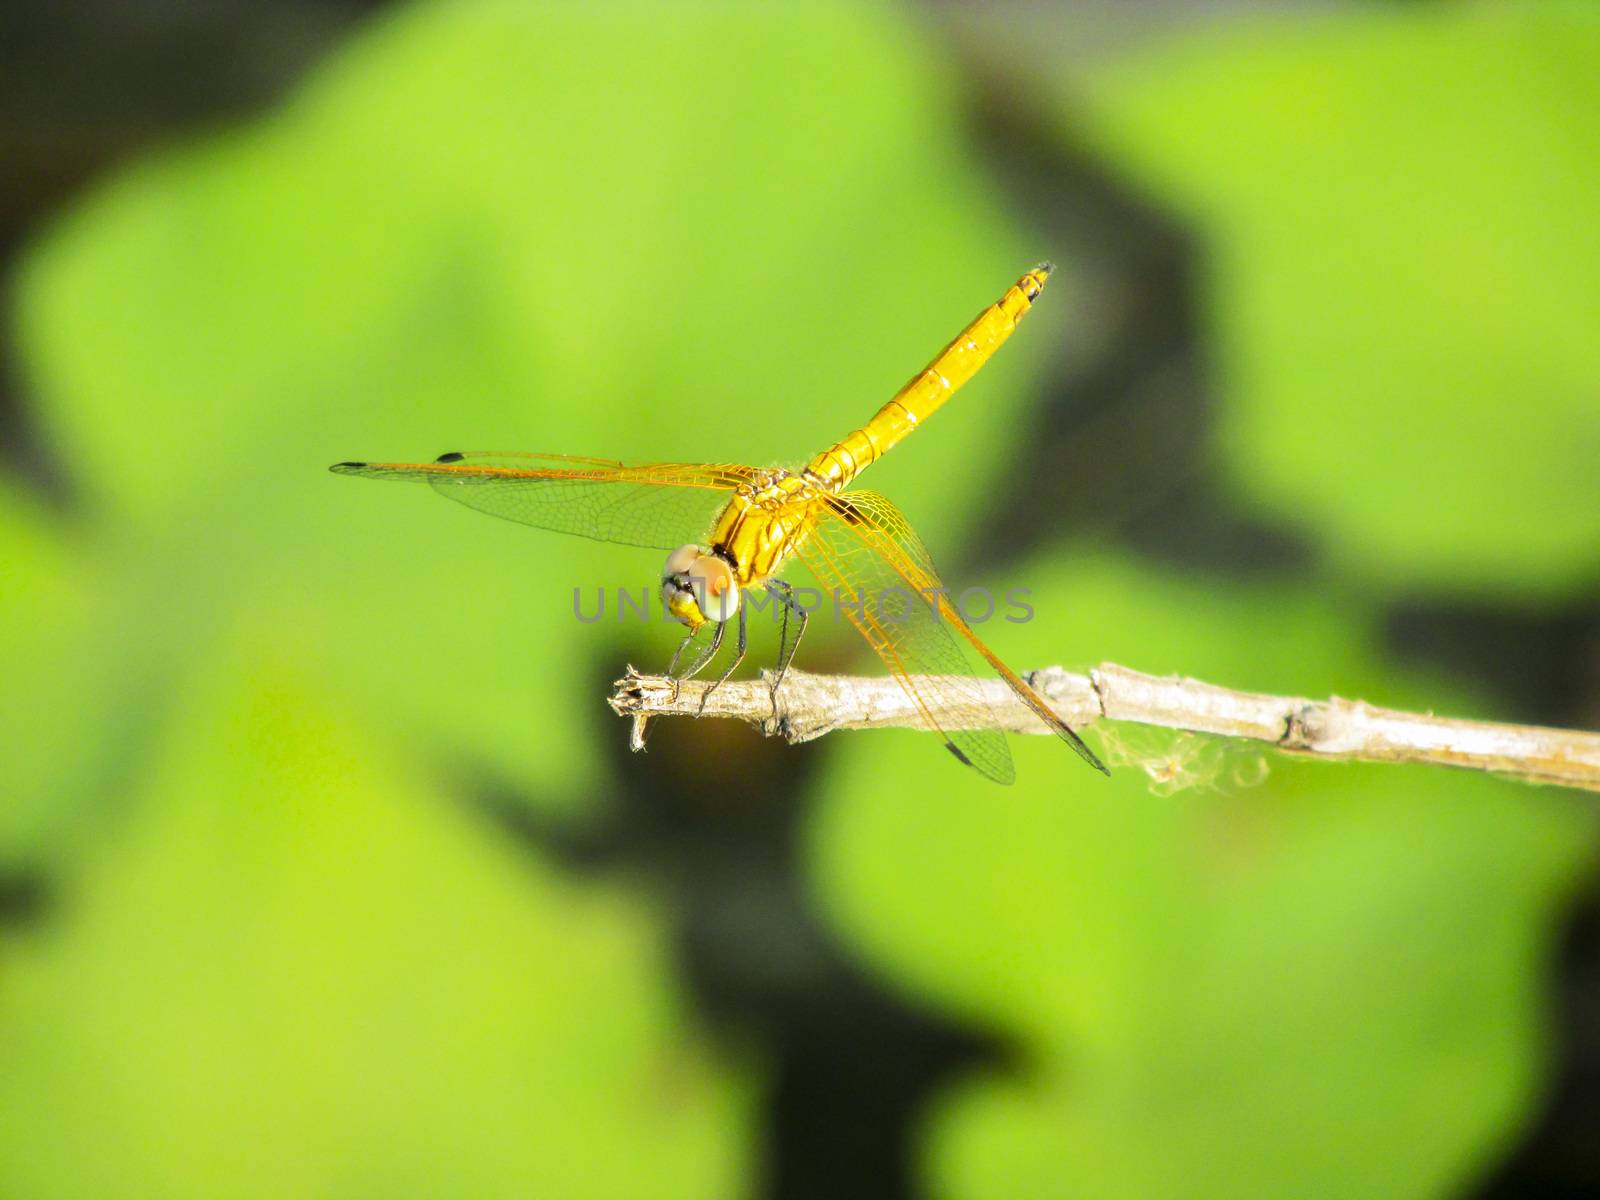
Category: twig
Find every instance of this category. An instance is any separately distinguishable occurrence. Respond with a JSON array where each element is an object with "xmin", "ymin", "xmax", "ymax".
[{"xmin": 607, "ymin": 663, "xmax": 1600, "ymax": 793}]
